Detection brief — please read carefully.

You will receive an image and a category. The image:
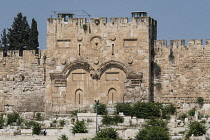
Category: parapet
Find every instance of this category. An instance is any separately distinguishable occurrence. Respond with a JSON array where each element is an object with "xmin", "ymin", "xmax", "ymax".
[
  {"xmin": 188, "ymin": 39, "xmax": 202, "ymax": 45},
  {"xmin": 155, "ymin": 39, "xmax": 210, "ymax": 49}
]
